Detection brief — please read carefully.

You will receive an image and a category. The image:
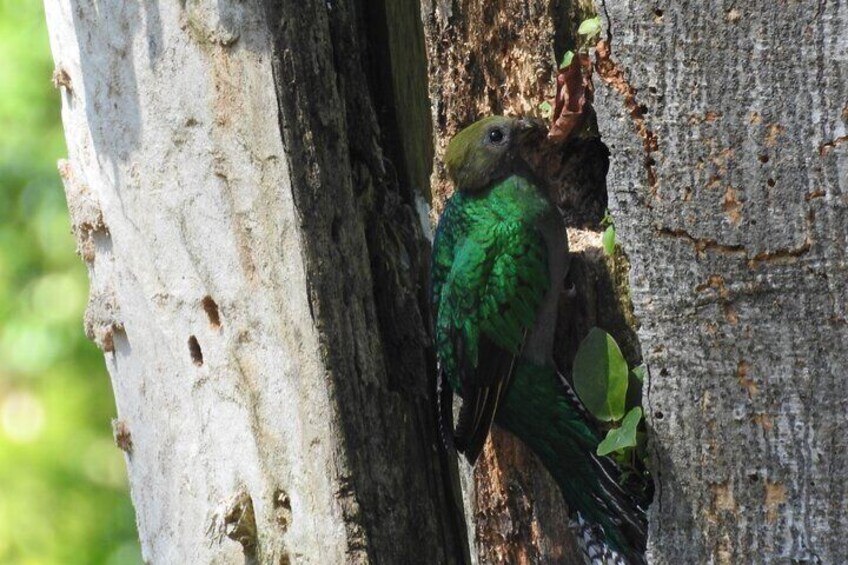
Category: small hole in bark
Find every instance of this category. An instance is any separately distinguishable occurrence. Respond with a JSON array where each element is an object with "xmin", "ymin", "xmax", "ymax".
[
  {"xmin": 758, "ymin": 154, "xmax": 769, "ymax": 163},
  {"xmin": 748, "ymin": 473, "xmax": 759, "ymax": 483},
  {"xmin": 639, "ymin": 104, "xmax": 649, "ymax": 115},
  {"xmin": 274, "ymin": 491, "xmax": 292, "ymax": 510},
  {"xmin": 112, "ymin": 419, "xmax": 133, "ymax": 454},
  {"xmin": 653, "ymin": 8, "xmax": 664, "ymax": 18},
  {"xmin": 188, "ymin": 336, "xmax": 203, "ymax": 366},
  {"xmin": 273, "ymin": 488, "xmax": 293, "ymax": 531},
  {"xmin": 767, "ymin": 178, "xmax": 776, "ymax": 187},
  {"xmin": 202, "ymin": 296, "xmax": 221, "ymax": 329},
  {"xmin": 654, "ymin": 411, "xmax": 665, "ymax": 420},
  {"xmin": 648, "ymin": 86, "xmax": 657, "ymax": 94}
]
